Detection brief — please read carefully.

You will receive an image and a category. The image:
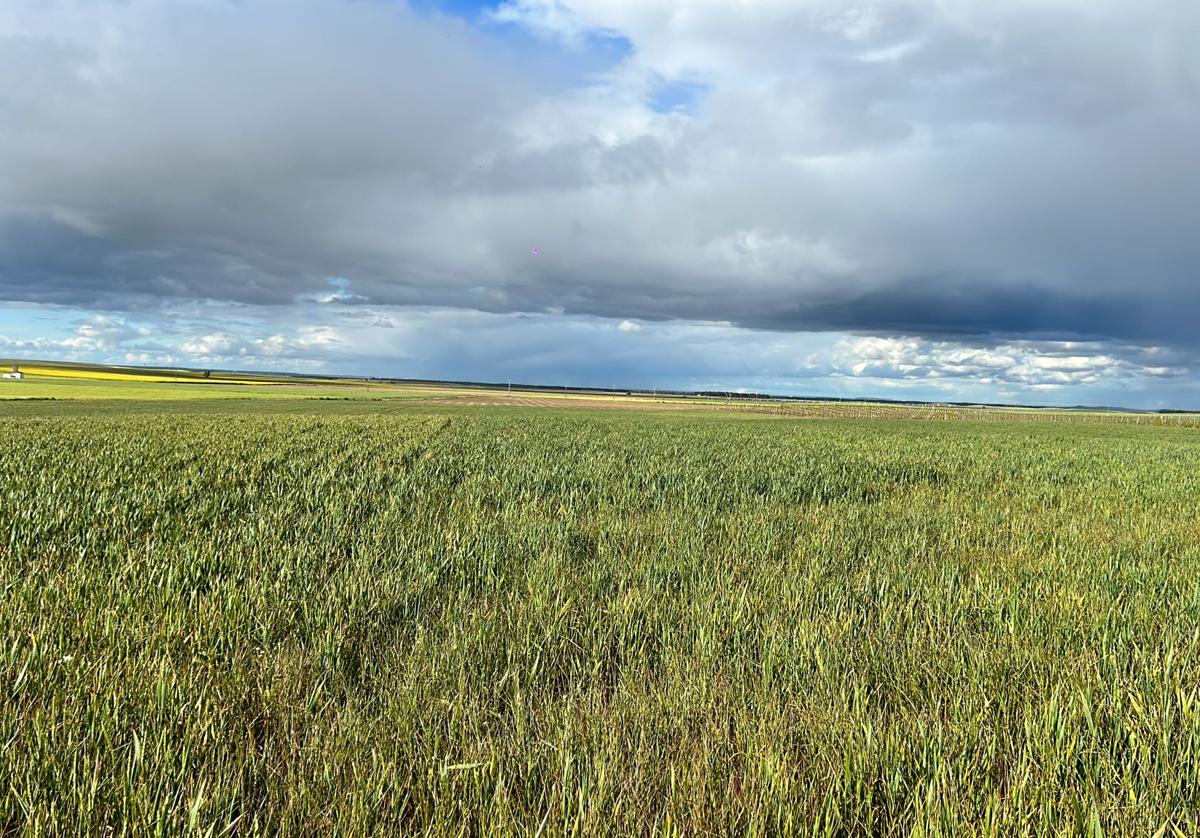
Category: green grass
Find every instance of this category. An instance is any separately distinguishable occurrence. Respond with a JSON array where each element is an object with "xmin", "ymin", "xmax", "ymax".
[{"xmin": 3, "ymin": 398, "xmax": 1199, "ymax": 835}]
